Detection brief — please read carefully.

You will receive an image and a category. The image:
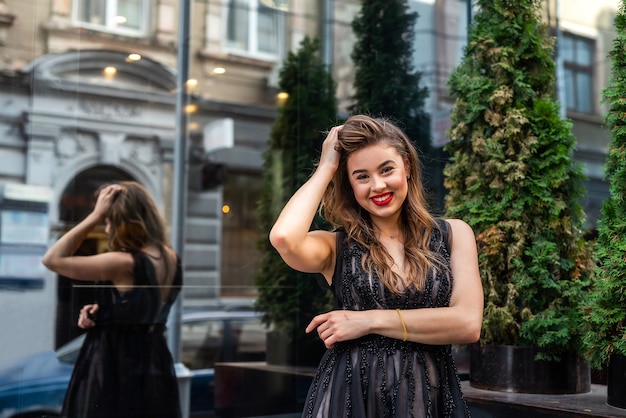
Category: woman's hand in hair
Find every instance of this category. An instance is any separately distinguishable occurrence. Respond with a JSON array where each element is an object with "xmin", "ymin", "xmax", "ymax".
[
  {"xmin": 93, "ymin": 184, "xmax": 122, "ymax": 221},
  {"xmin": 319, "ymin": 125, "xmax": 343, "ymax": 174}
]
